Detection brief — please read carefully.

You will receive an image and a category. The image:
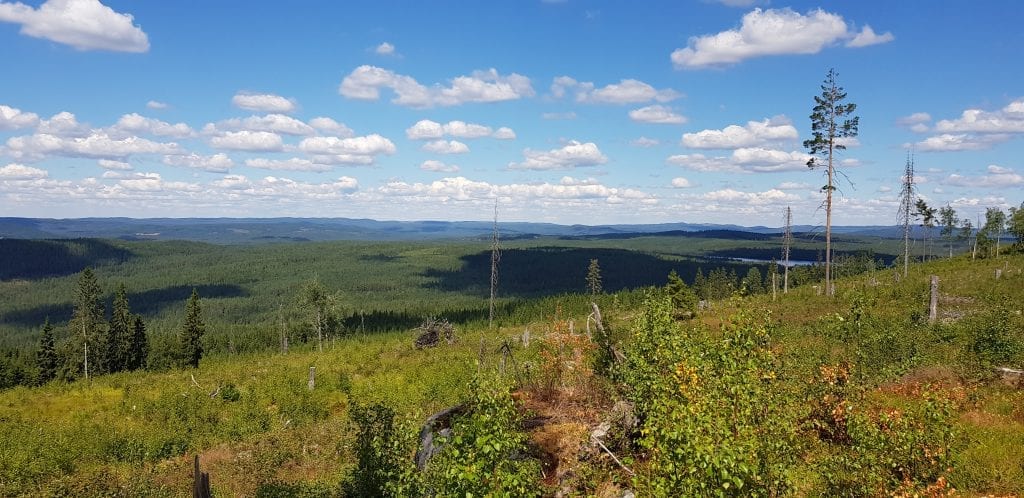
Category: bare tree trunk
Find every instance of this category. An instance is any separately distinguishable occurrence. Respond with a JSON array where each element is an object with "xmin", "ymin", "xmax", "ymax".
[
  {"xmin": 316, "ymin": 310, "xmax": 323, "ymax": 352},
  {"xmin": 900, "ymin": 153, "xmax": 914, "ymax": 277},
  {"xmin": 825, "ymin": 144, "xmax": 833, "ymax": 296},
  {"xmin": 929, "ymin": 276, "xmax": 939, "ymax": 323},
  {"xmin": 83, "ymin": 321, "xmax": 89, "ymax": 381},
  {"xmin": 489, "ymin": 200, "xmax": 500, "ymax": 329},
  {"xmin": 783, "ymin": 206, "xmax": 792, "ymax": 294}
]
